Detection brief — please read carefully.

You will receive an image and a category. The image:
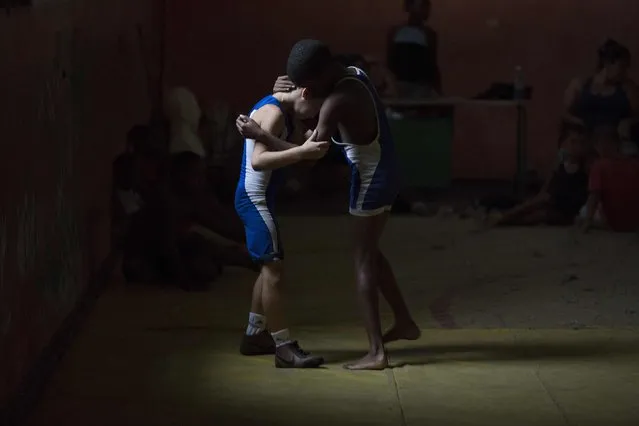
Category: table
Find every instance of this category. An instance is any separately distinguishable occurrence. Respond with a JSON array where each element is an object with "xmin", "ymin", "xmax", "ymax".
[{"xmin": 384, "ymin": 97, "xmax": 528, "ymax": 195}]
